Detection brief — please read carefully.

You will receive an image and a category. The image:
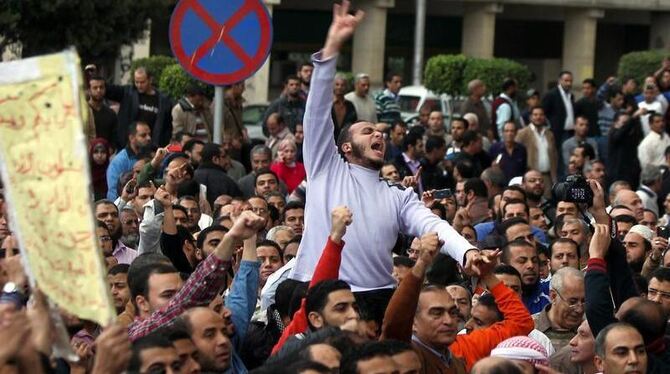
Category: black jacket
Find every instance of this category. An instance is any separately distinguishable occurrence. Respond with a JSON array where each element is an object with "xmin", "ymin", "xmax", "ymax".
[
  {"xmin": 542, "ymin": 86, "xmax": 574, "ymax": 145},
  {"xmin": 194, "ymin": 162, "xmax": 243, "ymax": 206},
  {"xmin": 106, "ymin": 84, "xmax": 173, "ymax": 147},
  {"xmin": 607, "ymin": 116, "xmax": 642, "ymax": 187}
]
